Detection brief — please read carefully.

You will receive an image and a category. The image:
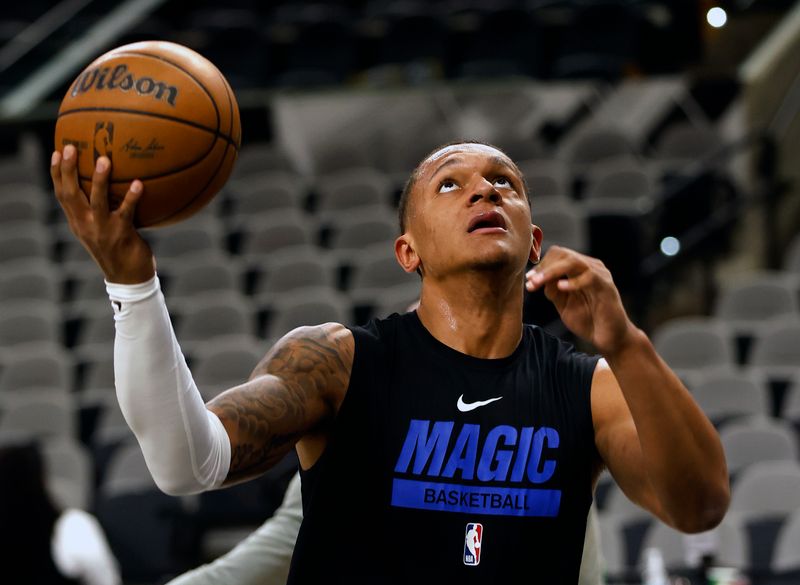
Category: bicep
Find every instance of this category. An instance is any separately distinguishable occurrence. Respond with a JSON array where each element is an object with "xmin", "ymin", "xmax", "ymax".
[
  {"xmin": 207, "ymin": 323, "xmax": 353, "ymax": 485},
  {"xmin": 591, "ymin": 360, "xmax": 668, "ymax": 523}
]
